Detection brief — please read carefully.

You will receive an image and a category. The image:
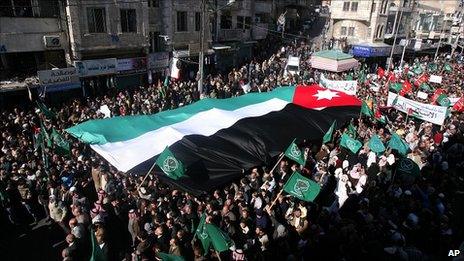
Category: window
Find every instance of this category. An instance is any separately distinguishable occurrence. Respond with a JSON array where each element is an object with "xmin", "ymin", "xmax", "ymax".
[
  {"xmin": 372, "ymin": 3, "xmax": 376, "ymax": 12},
  {"xmin": 351, "ymin": 2, "xmax": 358, "ymax": 12},
  {"xmin": 348, "ymin": 27, "xmax": 355, "ymax": 36},
  {"xmin": 237, "ymin": 16, "xmax": 245, "ymax": 29},
  {"xmin": 341, "ymin": 26, "xmax": 347, "ymax": 35},
  {"xmin": 195, "ymin": 12, "xmax": 201, "ymax": 31},
  {"xmin": 245, "ymin": 17, "xmax": 252, "ymax": 29},
  {"xmin": 221, "ymin": 14, "xmax": 232, "ymax": 29},
  {"xmin": 87, "ymin": 8, "xmax": 106, "ymax": 33},
  {"xmin": 149, "ymin": 32, "xmax": 161, "ymax": 52},
  {"xmin": 148, "ymin": 0, "xmax": 159, "ymax": 7},
  {"xmin": 343, "ymin": 2, "xmax": 350, "ymax": 11},
  {"xmin": 177, "ymin": 11, "xmax": 188, "ymax": 32},
  {"xmin": 121, "ymin": 9, "xmax": 137, "ymax": 33}
]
